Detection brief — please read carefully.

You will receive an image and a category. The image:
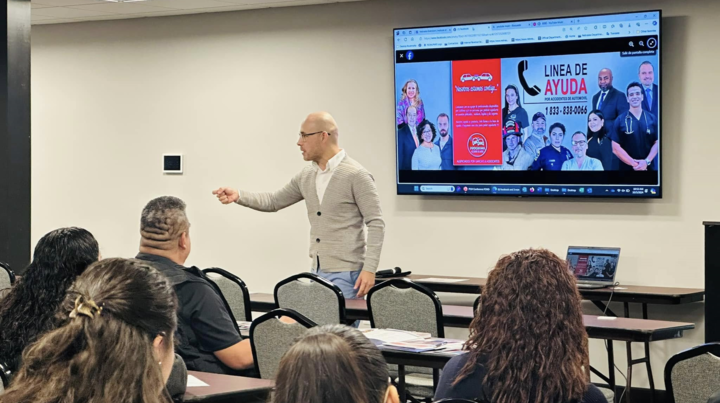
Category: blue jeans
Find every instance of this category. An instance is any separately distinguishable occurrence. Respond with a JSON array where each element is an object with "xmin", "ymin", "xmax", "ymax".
[
  {"xmin": 314, "ymin": 263, "xmax": 361, "ymax": 328},
  {"xmin": 315, "ymin": 269, "xmax": 361, "ymax": 300}
]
